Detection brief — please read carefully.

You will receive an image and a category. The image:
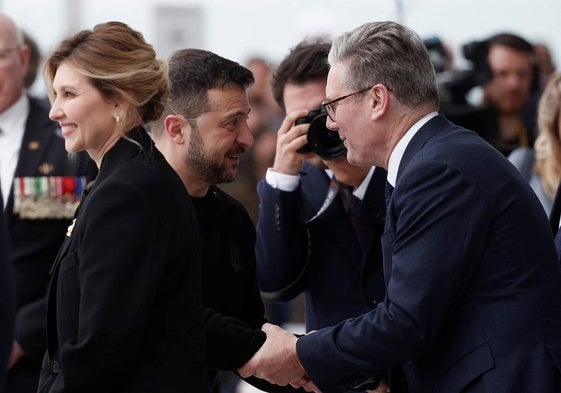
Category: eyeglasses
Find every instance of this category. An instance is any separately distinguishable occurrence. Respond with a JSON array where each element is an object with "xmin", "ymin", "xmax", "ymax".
[
  {"xmin": 321, "ymin": 86, "xmax": 373, "ymax": 122},
  {"xmin": 0, "ymin": 47, "xmax": 20, "ymax": 68}
]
